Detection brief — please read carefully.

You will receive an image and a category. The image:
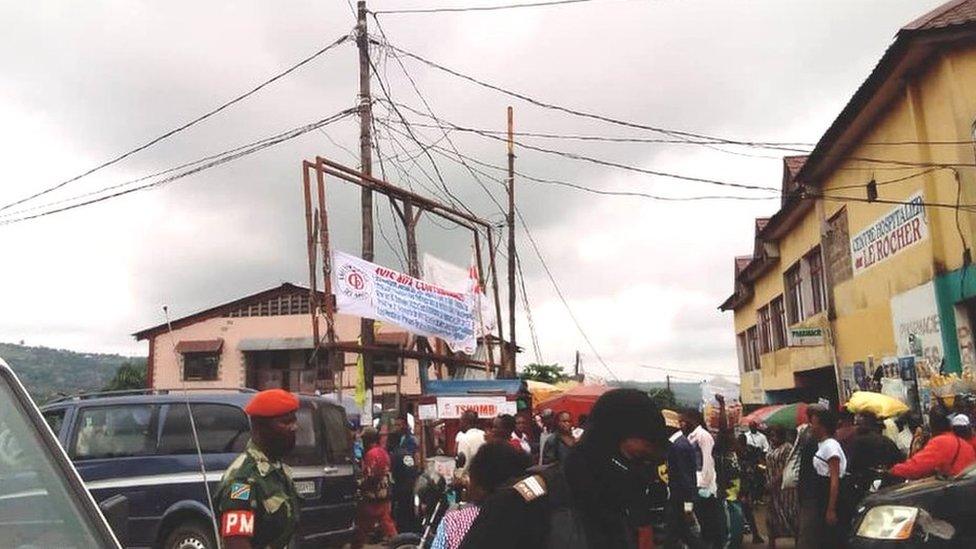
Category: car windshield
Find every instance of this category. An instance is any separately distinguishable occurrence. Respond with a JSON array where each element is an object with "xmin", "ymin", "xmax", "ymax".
[{"xmin": 0, "ymin": 372, "xmax": 108, "ymax": 548}]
